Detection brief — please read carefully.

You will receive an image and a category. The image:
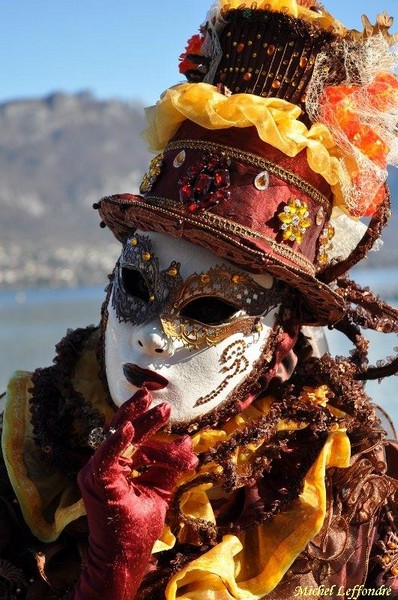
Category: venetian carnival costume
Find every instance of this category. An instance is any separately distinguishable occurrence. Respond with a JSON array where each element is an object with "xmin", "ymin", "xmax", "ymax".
[{"xmin": 2, "ymin": 0, "xmax": 398, "ymax": 598}]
